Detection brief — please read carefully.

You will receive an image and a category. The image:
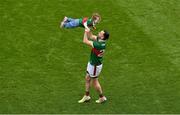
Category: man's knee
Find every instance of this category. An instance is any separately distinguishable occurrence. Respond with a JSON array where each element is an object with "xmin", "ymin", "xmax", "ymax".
[{"xmin": 85, "ymin": 75, "xmax": 91, "ymax": 82}]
